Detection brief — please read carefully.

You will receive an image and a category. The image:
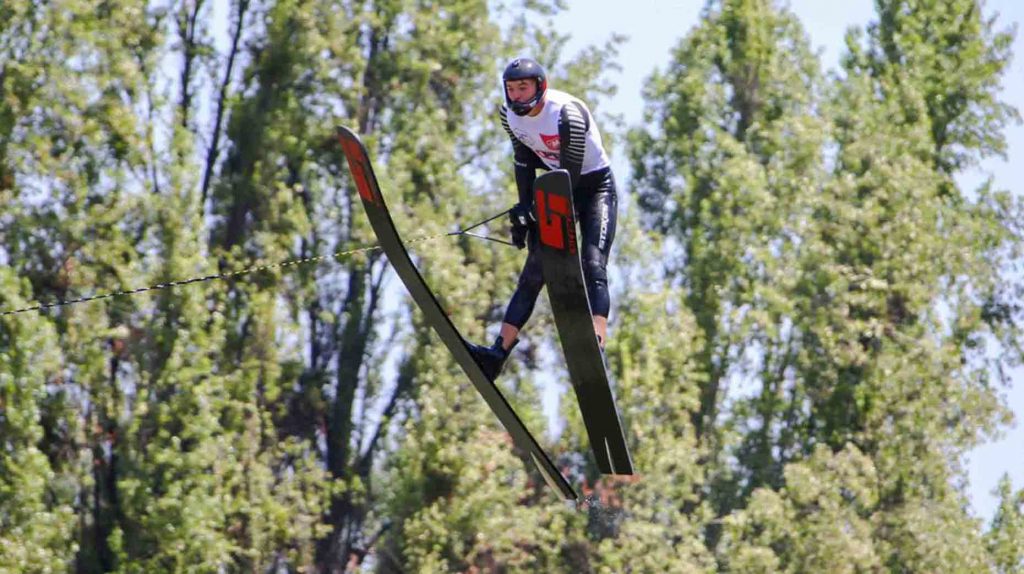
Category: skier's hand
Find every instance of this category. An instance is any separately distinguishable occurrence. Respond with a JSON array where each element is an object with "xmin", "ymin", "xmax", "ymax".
[{"xmin": 508, "ymin": 202, "xmax": 536, "ymax": 249}]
